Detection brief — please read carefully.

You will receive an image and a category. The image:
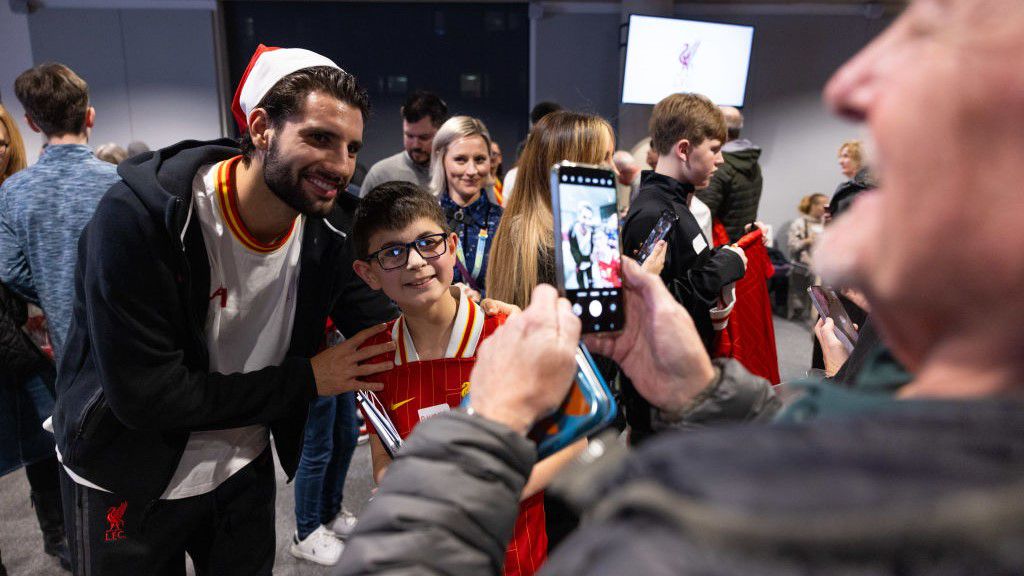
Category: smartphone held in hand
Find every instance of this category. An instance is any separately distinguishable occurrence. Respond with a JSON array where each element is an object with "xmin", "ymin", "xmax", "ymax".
[
  {"xmin": 808, "ymin": 285, "xmax": 859, "ymax": 353},
  {"xmin": 636, "ymin": 209, "xmax": 678, "ymax": 265},
  {"xmin": 551, "ymin": 161, "xmax": 625, "ymax": 333},
  {"xmin": 528, "ymin": 343, "xmax": 618, "ymax": 459}
]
